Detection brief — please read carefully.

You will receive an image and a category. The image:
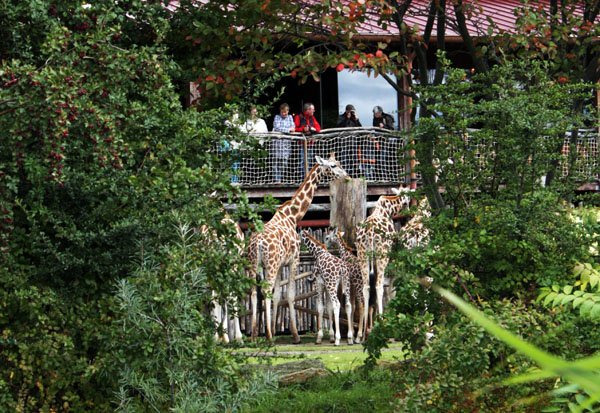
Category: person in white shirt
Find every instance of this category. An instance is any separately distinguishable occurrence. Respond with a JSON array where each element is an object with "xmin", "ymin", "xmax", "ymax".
[{"xmin": 242, "ymin": 106, "xmax": 268, "ymax": 133}]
